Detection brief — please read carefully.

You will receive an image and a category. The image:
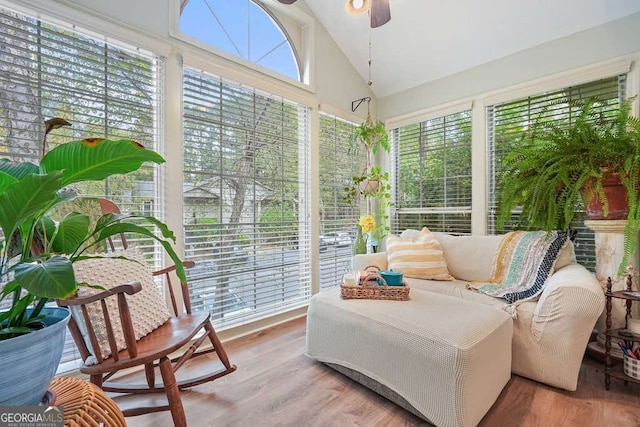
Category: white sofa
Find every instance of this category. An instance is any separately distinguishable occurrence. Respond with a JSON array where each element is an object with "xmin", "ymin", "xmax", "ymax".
[{"xmin": 351, "ymin": 231, "xmax": 605, "ymax": 391}]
